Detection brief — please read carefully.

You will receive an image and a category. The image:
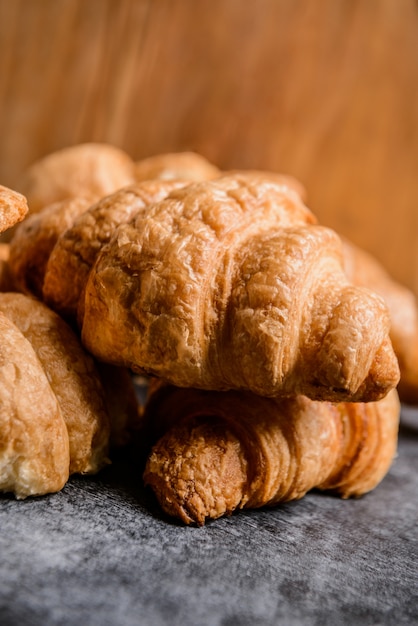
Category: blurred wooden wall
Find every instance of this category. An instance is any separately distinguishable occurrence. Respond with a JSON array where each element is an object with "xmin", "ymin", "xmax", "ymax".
[{"xmin": 0, "ymin": 0, "xmax": 417, "ymax": 293}]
